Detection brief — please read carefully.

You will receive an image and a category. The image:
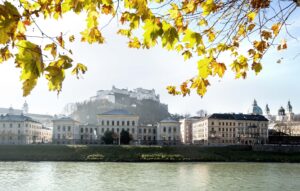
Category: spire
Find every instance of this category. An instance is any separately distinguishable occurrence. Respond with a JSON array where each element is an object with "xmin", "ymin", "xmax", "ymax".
[
  {"xmin": 22, "ymin": 101, "xmax": 29, "ymax": 114},
  {"xmin": 265, "ymin": 104, "xmax": 270, "ymax": 115},
  {"xmin": 287, "ymin": 100, "xmax": 292, "ymax": 113},
  {"xmin": 253, "ymin": 99, "xmax": 257, "ymax": 106}
]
